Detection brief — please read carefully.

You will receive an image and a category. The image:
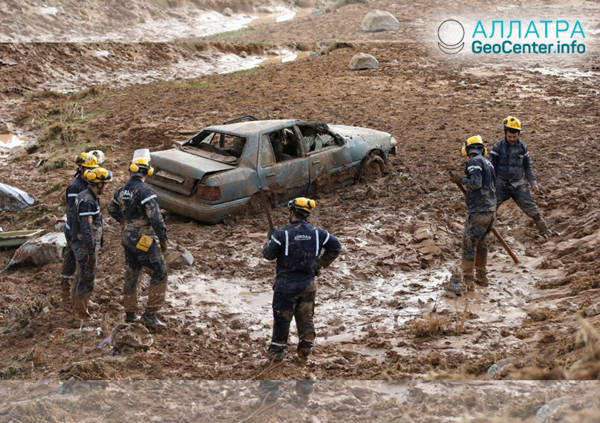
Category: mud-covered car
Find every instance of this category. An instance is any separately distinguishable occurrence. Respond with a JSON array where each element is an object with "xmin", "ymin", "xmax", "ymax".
[{"xmin": 148, "ymin": 117, "xmax": 397, "ymax": 223}]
